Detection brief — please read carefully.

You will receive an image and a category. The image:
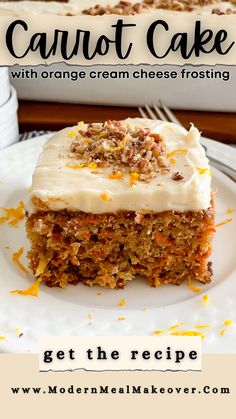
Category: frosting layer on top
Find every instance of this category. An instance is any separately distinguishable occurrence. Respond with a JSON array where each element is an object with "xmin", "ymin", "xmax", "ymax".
[{"xmin": 30, "ymin": 118, "xmax": 212, "ymax": 214}]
